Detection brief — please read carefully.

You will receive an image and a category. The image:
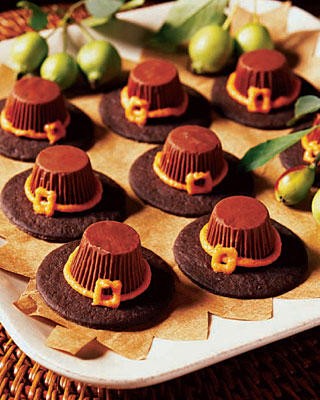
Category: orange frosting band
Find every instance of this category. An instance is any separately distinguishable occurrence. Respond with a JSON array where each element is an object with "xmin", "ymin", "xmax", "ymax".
[
  {"xmin": 199, "ymin": 223, "xmax": 282, "ymax": 269},
  {"xmin": 63, "ymin": 246, "xmax": 152, "ymax": 306},
  {"xmin": 120, "ymin": 86, "xmax": 188, "ymax": 127},
  {"xmin": 226, "ymin": 72, "xmax": 301, "ymax": 113},
  {"xmin": 0, "ymin": 110, "xmax": 70, "ymax": 144},
  {"xmin": 24, "ymin": 174, "xmax": 103, "ymax": 217},
  {"xmin": 153, "ymin": 151, "xmax": 228, "ymax": 195}
]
